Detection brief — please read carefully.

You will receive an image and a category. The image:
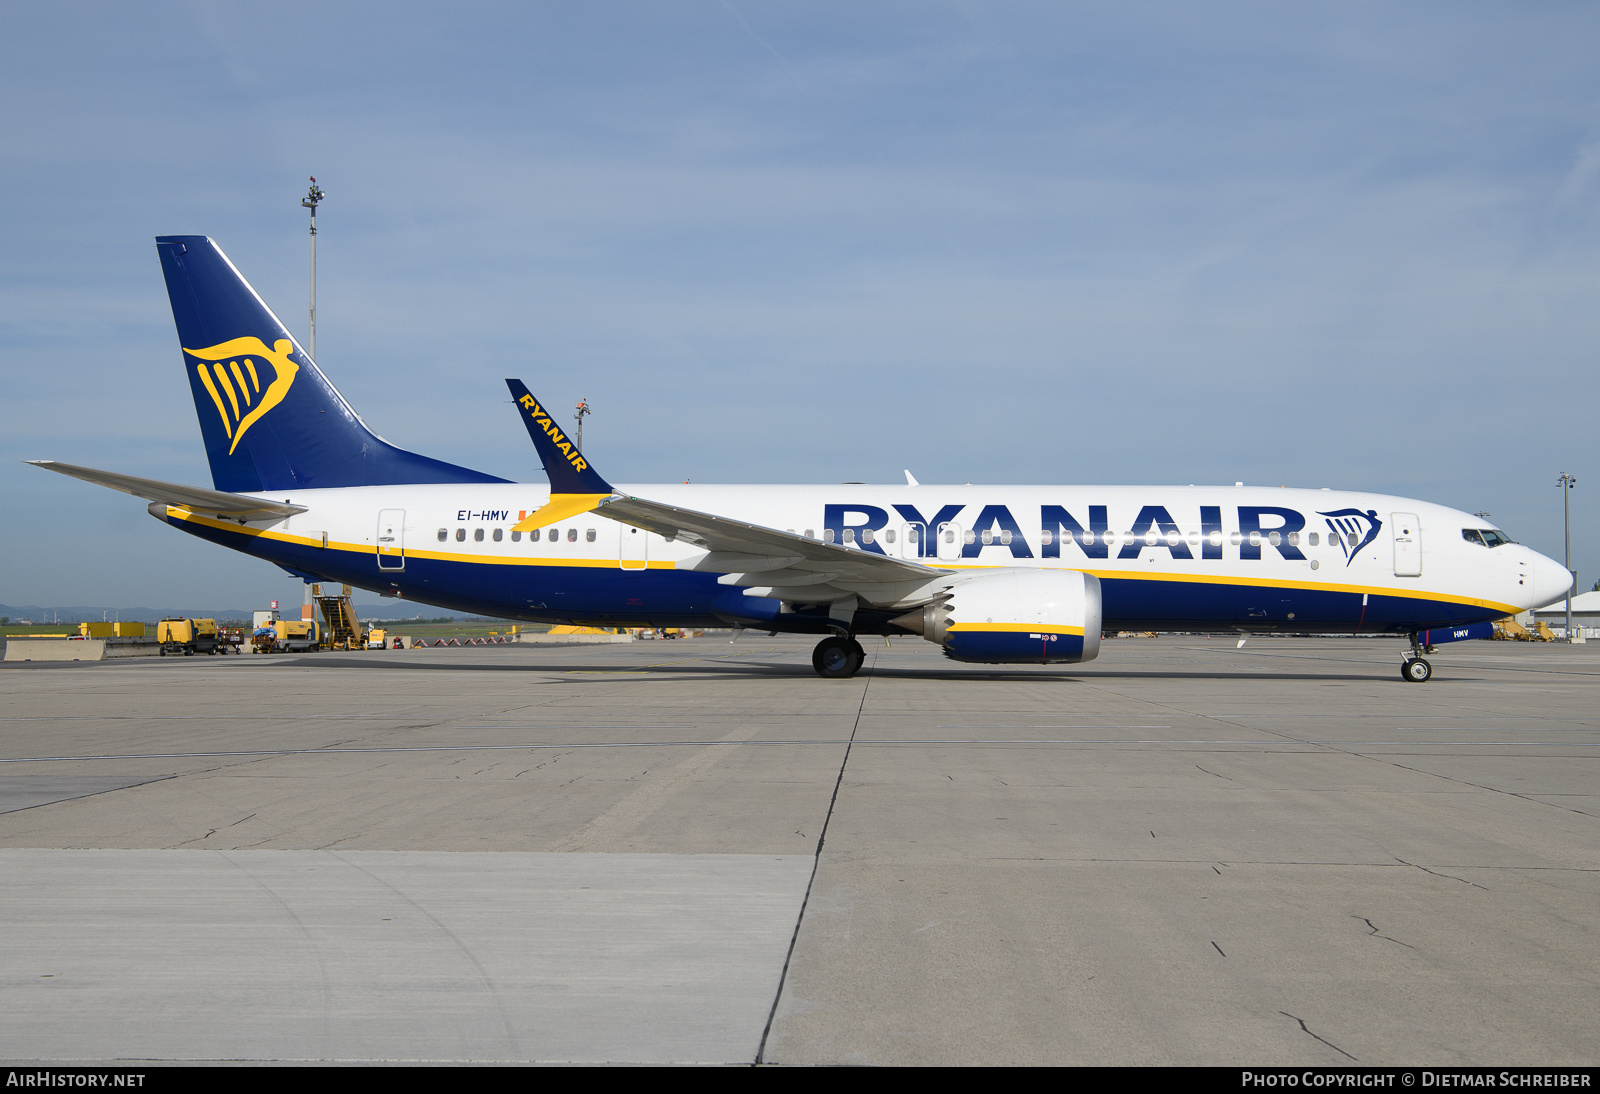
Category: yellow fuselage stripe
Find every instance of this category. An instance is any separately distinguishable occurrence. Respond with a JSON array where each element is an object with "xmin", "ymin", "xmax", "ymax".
[{"xmin": 162, "ymin": 509, "xmax": 1521, "ymax": 613}]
